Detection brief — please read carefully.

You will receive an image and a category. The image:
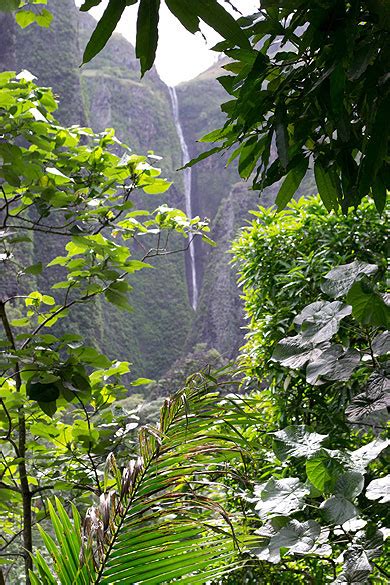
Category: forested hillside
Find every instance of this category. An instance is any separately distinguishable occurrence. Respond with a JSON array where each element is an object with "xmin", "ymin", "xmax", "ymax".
[
  {"xmin": 0, "ymin": 0, "xmax": 262, "ymax": 376},
  {"xmin": 1, "ymin": 1, "xmax": 388, "ymax": 584}
]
